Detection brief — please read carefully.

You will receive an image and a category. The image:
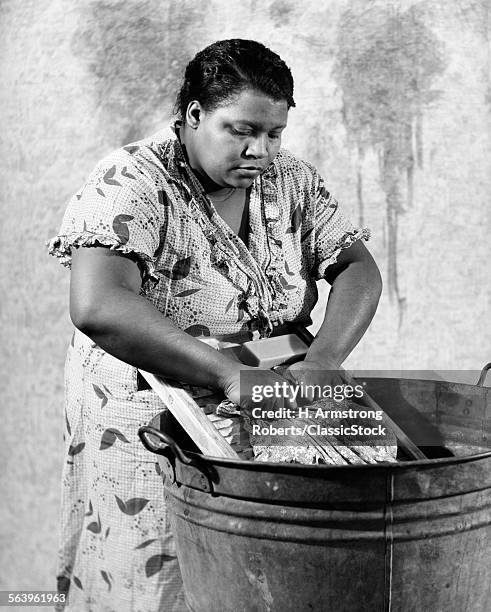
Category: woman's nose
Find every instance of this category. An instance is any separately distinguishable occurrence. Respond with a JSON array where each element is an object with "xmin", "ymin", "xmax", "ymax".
[{"xmin": 245, "ymin": 135, "xmax": 269, "ymax": 159}]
